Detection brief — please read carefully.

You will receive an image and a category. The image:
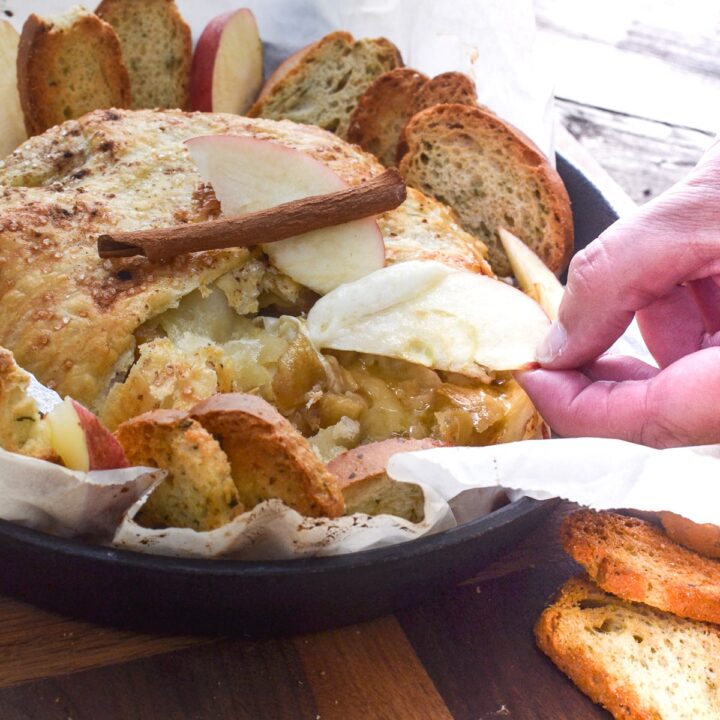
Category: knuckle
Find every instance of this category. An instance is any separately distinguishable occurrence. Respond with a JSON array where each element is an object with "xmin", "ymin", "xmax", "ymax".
[
  {"xmin": 565, "ymin": 242, "xmax": 613, "ymax": 301},
  {"xmin": 638, "ymin": 413, "xmax": 685, "ymax": 448},
  {"xmin": 561, "ymin": 383, "xmax": 612, "ymax": 439}
]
